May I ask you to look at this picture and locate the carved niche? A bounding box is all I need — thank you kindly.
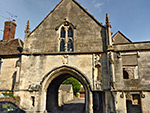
[94,54,102,90]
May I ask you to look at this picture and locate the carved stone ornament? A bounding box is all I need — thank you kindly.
[120,92,124,98]
[55,19,76,31]
[95,81,101,90]
[141,92,145,98]
[110,82,115,90]
[117,52,121,58]
[94,54,102,83]
[126,92,132,100]
[15,58,21,67]
[28,84,41,92]
[94,54,101,67]
[62,55,68,64]
[137,51,140,58]
[109,52,114,64]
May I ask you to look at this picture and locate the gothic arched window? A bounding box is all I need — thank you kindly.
[61,27,65,38]
[59,25,74,52]
[67,39,73,51]
[60,40,65,52]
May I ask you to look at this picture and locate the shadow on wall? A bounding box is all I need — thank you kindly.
[12,71,17,91]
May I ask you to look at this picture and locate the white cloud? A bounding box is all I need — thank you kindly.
[94,2,104,12]
[94,2,103,8]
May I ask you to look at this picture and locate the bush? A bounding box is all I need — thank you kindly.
[62,77,81,94]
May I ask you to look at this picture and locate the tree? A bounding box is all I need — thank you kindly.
[62,77,81,94]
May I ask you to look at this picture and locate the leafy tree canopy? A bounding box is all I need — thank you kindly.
[62,77,81,94]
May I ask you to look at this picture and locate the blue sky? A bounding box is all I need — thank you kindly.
[0,0,150,42]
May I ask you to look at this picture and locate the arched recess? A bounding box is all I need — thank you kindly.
[40,66,92,113]
[123,69,129,79]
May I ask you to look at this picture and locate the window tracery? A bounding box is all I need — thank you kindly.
[59,24,74,52]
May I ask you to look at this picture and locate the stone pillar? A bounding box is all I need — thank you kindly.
[85,89,93,113]
[109,52,115,89]
[116,92,127,113]
[105,91,117,113]
[89,91,93,113]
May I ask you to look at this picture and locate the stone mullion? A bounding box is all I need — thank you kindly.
[58,38,61,52]
[64,27,68,52]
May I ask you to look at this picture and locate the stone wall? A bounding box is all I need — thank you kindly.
[138,51,150,89]
[18,53,109,91]
[19,55,93,90]
[58,84,74,106]
[115,91,150,113]
[116,92,126,113]
[15,53,110,112]
[114,50,150,90]
[58,90,74,106]
[0,57,19,91]
[114,42,150,52]
[141,92,150,113]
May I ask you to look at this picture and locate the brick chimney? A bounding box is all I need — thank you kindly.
[3,20,17,41]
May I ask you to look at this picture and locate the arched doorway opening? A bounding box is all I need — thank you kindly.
[43,66,92,113]
[58,77,85,112]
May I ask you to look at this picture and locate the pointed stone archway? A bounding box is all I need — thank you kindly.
[41,66,93,113]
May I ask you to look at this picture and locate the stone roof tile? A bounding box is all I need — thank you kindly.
[0,39,23,55]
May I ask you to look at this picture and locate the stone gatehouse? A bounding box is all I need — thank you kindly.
[0,0,150,113]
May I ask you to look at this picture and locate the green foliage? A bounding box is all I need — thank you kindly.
[75,93,79,98]
[3,93,13,97]
[3,93,18,103]
[62,77,81,94]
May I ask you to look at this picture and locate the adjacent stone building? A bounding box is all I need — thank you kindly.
[58,84,74,106]
[0,0,150,113]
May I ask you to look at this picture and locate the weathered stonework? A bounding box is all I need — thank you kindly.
[0,0,150,113]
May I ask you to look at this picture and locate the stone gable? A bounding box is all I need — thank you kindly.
[24,0,106,54]
[112,31,132,44]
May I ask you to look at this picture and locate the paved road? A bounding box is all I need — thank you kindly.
[49,98,85,113]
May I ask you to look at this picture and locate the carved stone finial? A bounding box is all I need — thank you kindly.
[64,17,70,26]
[105,13,111,28]
[25,20,30,33]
